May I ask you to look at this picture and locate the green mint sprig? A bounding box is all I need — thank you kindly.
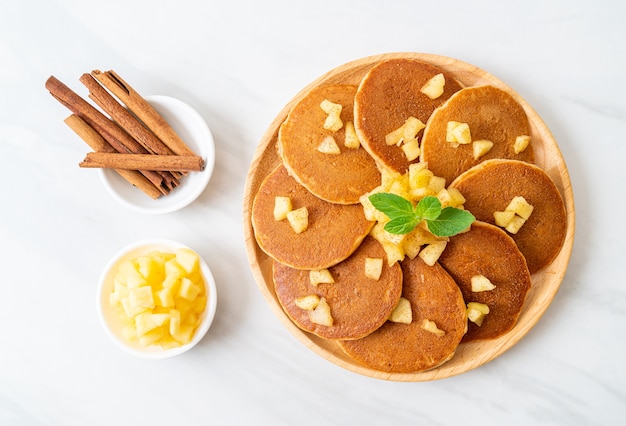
[368,193,475,237]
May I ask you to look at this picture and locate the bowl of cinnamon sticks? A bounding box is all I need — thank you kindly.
[46,70,215,214]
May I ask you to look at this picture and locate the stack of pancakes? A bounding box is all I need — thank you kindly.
[251,58,567,374]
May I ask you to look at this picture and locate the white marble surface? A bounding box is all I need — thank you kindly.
[1,0,625,424]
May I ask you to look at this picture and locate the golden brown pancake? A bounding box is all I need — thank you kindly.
[420,85,534,185]
[278,84,381,204]
[354,58,463,174]
[273,236,403,340]
[449,159,567,273]
[251,165,374,270]
[337,256,466,373]
[438,221,532,341]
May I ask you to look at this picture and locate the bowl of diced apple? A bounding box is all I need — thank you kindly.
[97,239,217,359]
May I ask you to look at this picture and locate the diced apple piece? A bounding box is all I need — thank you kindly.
[164,258,186,281]
[505,215,527,234]
[401,138,421,161]
[110,282,129,304]
[427,176,446,194]
[344,121,360,148]
[121,298,149,318]
[403,117,425,140]
[506,196,534,220]
[364,257,384,280]
[472,140,494,159]
[437,188,453,207]
[421,319,445,337]
[308,297,333,326]
[153,287,175,308]
[320,99,343,132]
[420,73,445,99]
[118,260,147,289]
[446,121,471,145]
[418,241,447,266]
[295,294,320,311]
[309,269,334,286]
[471,275,496,292]
[128,286,155,310]
[389,297,412,324]
[178,277,201,301]
[493,210,515,227]
[409,167,433,190]
[274,196,292,221]
[175,248,200,275]
[317,135,341,155]
[149,313,170,327]
[360,192,388,222]
[139,327,165,347]
[192,296,207,314]
[286,207,309,234]
[467,302,490,326]
[385,125,405,146]
[447,187,466,207]
[134,312,160,337]
[172,323,194,345]
[514,134,531,154]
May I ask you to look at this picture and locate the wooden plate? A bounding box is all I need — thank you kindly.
[243,52,575,381]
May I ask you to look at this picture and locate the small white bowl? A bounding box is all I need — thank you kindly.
[97,239,217,359]
[100,95,215,214]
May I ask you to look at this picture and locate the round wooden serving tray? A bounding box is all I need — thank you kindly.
[243,52,575,381]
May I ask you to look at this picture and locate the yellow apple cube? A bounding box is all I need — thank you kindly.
[418,241,447,266]
[493,210,515,227]
[128,286,155,310]
[317,135,341,154]
[472,140,494,159]
[175,248,200,275]
[421,319,445,336]
[344,121,360,148]
[295,294,321,311]
[364,257,384,280]
[514,134,531,154]
[471,275,496,292]
[467,302,490,326]
[401,138,421,161]
[274,196,292,221]
[309,269,334,286]
[178,277,201,301]
[420,73,445,99]
[427,176,446,194]
[308,297,333,326]
[286,206,309,234]
[153,287,175,308]
[505,215,527,234]
[389,297,412,324]
[506,196,534,220]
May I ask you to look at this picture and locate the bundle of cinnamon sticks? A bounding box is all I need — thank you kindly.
[45,70,205,199]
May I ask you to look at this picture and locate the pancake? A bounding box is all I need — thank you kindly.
[273,236,403,340]
[449,159,567,273]
[420,85,534,185]
[337,256,467,373]
[278,84,381,204]
[354,58,463,174]
[437,221,532,341]
[251,165,374,270]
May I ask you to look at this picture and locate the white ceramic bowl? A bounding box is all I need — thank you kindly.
[97,239,217,359]
[100,95,215,214]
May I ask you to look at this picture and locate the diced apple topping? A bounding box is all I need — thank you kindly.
[421,319,446,337]
[446,121,471,146]
[401,138,421,161]
[420,73,446,99]
[309,269,334,286]
[472,140,494,159]
[494,196,534,234]
[471,274,496,292]
[317,135,341,155]
[108,248,207,348]
[320,99,343,132]
[467,302,490,326]
[514,134,531,154]
[389,297,412,324]
[385,116,425,147]
[418,240,447,266]
[364,257,384,280]
[506,196,534,220]
[344,121,360,148]
[295,294,320,310]
[308,297,333,326]
[286,207,309,234]
[274,196,293,221]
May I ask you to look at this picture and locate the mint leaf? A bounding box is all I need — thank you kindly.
[414,196,442,221]
[384,216,420,234]
[368,193,414,219]
[426,207,475,237]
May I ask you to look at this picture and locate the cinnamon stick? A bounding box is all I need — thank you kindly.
[91,69,196,156]
[79,73,176,157]
[80,152,205,172]
[64,115,163,199]
[45,76,179,192]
